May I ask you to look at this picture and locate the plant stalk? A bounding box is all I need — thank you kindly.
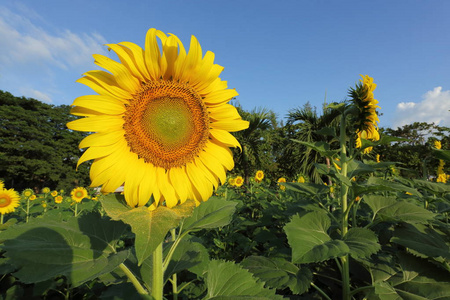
[119,263,148,295]
[339,114,351,300]
[152,242,164,300]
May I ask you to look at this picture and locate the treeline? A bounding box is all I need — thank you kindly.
[1,90,449,191]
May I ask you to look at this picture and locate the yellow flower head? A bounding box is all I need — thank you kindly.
[55,196,63,204]
[436,173,447,183]
[255,170,264,183]
[277,177,286,191]
[29,195,37,201]
[0,188,20,215]
[228,177,236,186]
[376,154,380,163]
[42,187,50,194]
[22,188,34,198]
[71,187,88,203]
[297,175,305,183]
[350,75,380,154]
[234,176,244,187]
[51,190,58,197]
[67,28,249,209]
[434,140,442,149]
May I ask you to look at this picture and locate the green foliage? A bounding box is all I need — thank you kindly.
[0,90,90,191]
[0,212,128,287]
[203,260,283,299]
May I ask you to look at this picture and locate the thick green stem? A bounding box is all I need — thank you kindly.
[0,214,4,225]
[26,198,30,223]
[152,242,164,300]
[339,114,351,300]
[119,263,148,295]
[170,229,179,300]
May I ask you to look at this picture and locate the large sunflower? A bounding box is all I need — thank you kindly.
[0,188,20,215]
[67,28,249,209]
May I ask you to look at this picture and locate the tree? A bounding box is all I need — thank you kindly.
[0,90,90,191]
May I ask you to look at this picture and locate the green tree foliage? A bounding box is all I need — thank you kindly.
[0,90,90,191]
[377,122,450,178]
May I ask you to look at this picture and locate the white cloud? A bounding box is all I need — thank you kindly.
[393,86,450,128]
[19,88,53,104]
[0,7,108,71]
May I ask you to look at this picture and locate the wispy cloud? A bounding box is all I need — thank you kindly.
[0,6,108,71]
[393,86,450,128]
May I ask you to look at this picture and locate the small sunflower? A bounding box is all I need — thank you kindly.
[0,188,20,215]
[51,190,58,197]
[42,187,50,194]
[234,176,244,187]
[277,177,286,191]
[350,75,380,154]
[434,140,442,149]
[255,170,264,183]
[55,196,63,204]
[22,188,34,198]
[67,28,248,209]
[297,175,305,183]
[29,195,37,201]
[71,187,88,203]
[228,177,236,186]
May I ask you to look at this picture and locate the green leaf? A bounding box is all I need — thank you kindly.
[164,239,210,282]
[284,212,349,263]
[284,182,330,196]
[0,212,128,286]
[343,228,381,259]
[241,256,312,295]
[290,140,339,157]
[203,260,283,300]
[432,149,450,162]
[100,194,195,265]
[183,196,238,232]
[315,126,337,138]
[412,179,450,194]
[378,201,435,223]
[374,281,402,300]
[347,160,376,178]
[364,195,435,223]
[391,223,450,259]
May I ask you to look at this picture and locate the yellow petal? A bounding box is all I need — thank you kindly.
[107,43,146,82]
[119,41,151,80]
[77,75,131,101]
[209,129,241,149]
[70,106,103,117]
[72,95,126,115]
[168,167,190,202]
[67,115,123,132]
[156,167,178,208]
[93,54,141,93]
[198,151,227,184]
[79,130,125,149]
[186,162,213,201]
[145,28,164,80]
[204,89,238,105]
[204,141,234,170]
[210,119,249,132]
[208,104,242,121]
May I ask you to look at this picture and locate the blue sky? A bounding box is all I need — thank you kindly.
[1,0,449,129]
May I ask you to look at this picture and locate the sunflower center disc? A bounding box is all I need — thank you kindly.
[0,197,10,207]
[124,81,210,169]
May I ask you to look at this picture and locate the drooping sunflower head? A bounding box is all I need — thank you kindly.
[0,188,20,215]
[71,187,88,203]
[67,28,249,209]
[349,75,381,153]
[42,187,50,194]
[255,170,264,183]
[234,176,244,187]
[22,188,34,198]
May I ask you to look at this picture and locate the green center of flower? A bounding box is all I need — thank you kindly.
[0,197,10,207]
[75,191,84,198]
[142,97,195,151]
[124,80,210,169]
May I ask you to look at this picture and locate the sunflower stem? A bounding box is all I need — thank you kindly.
[119,263,148,295]
[74,203,78,217]
[170,229,179,300]
[152,242,164,300]
[339,113,351,300]
[26,198,30,223]
[0,214,4,225]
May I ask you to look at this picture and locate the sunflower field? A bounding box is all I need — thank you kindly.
[1,28,450,300]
